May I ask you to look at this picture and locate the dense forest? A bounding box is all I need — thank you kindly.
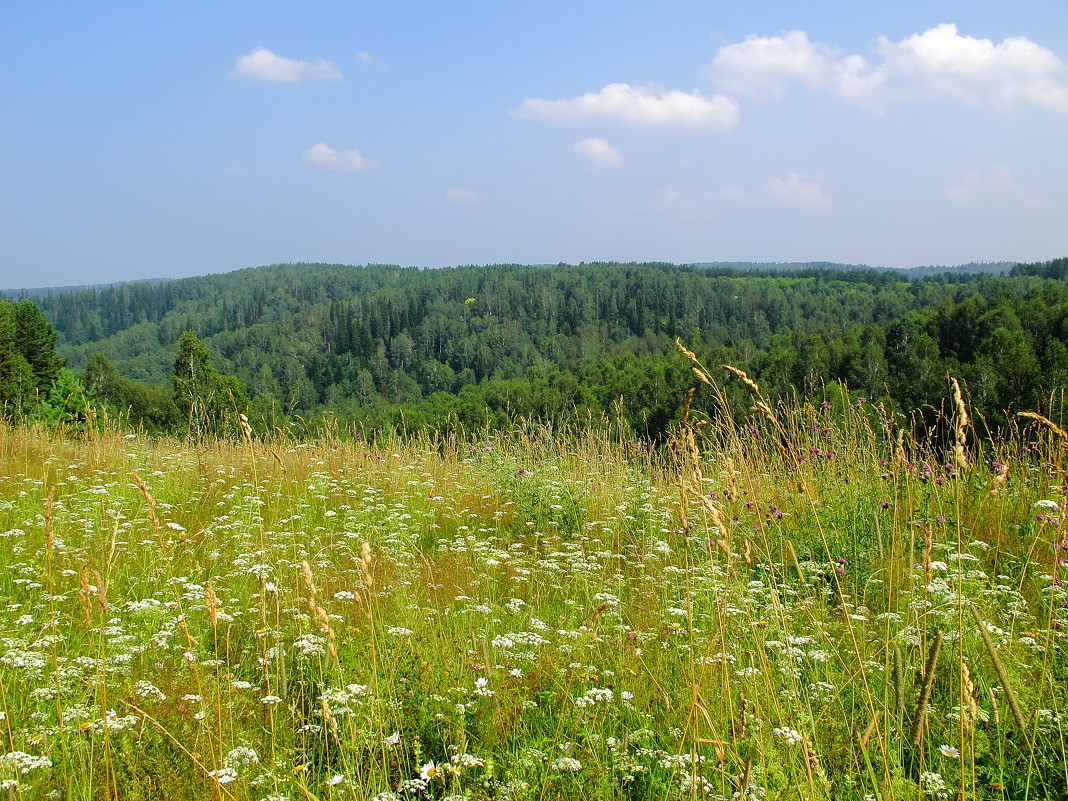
[2,258,1066,438]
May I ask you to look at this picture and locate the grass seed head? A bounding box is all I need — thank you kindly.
[1018,411,1068,442]
[951,377,969,470]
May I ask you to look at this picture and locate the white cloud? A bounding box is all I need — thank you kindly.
[513,82,739,131]
[230,47,342,83]
[764,172,831,209]
[446,187,480,204]
[357,52,373,64]
[302,143,379,172]
[573,137,623,165]
[710,24,1068,112]
[866,24,1068,111]
[946,164,1060,213]
[709,30,835,96]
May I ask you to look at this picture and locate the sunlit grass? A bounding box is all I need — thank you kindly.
[1,376,1066,800]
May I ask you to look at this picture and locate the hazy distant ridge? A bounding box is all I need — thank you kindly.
[1,260,1019,297]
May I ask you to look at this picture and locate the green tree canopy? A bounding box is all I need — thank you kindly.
[0,299,63,416]
[172,330,248,438]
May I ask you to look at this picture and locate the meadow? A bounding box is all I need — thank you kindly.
[1,356,1067,800]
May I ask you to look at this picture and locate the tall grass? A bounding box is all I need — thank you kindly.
[0,369,1066,800]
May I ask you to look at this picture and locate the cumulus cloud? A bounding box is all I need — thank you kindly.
[710,30,835,96]
[573,137,623,165]
[764,172,832,209]
[710,24,1068,112]
[513,82,739,131]
[231,47,342,83]
[446,187,480,204]
[302,143,379,172]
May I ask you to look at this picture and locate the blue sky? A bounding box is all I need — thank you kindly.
[2,1,1066,289]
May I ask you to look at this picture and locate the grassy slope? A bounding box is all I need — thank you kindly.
[0,376,1066,800]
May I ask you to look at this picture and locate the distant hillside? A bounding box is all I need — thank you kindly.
[3,260,1023,298]
[6,257,1061,438]
[1,277,171,299]
[901,261,1015,278]
[693,260,1015,278]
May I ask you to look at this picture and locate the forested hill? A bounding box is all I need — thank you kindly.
[691,260,1015,278]
[7,258,1068,437]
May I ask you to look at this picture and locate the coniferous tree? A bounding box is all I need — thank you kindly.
[0,303,36,415]
[0,299,63,417]
[12,300,62,391]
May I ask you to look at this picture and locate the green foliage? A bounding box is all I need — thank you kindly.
[171,329,248,438]
[82,351,183,434]
[0,298,64,417]
[12,299,62,390]
[7,257,1068,438]
[3,386,1068,800]
[0,308,36,414]
[1011,256,1068,279]
[36,367,95,432]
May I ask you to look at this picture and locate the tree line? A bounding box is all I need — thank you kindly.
[2,258,1066,438]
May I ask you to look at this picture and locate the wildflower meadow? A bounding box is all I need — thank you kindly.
[1,357,1067,800]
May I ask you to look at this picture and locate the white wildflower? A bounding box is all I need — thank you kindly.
[550,756,582,772]
[773,726,803,746]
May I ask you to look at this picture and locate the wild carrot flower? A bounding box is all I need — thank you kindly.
[550,756,582,772]
[773,726,803,746]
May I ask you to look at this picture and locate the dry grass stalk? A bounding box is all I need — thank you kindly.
[270,449,288,473]
[129,472,160,532]
[951,377,969,429]
[678,388,695,428]
[302,560,340,664]
[45,487,55,552]
[676,336,717,386]
[237,412,253,442]
[859,710,881,749]
[984,460,1010,495]
[1017,411,1068,441]
[360,542,374,590]
[721,364,762,396]
[320,695,340,740]
[961,661,979,728]
[691,366,713,386]
[700,493,731,555]
[748,401,776,421]
[802,736,829,788]
[894,427,908,468]
[205,580,219,628]
[951,377,969,470]
[719,363,780,428]
[583,602,609,630]
[736,756,753,800]
[78,567,93,626]
[675,339,699,362]
[301,560,317,597]
[92,569,108,613]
